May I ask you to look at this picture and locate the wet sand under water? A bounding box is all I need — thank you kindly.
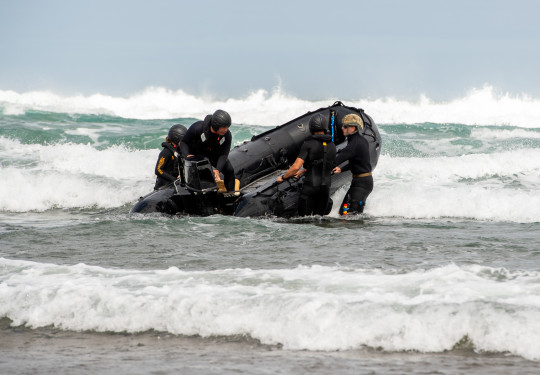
[1,319,538,375]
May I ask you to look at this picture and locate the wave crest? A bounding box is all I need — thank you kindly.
[2,85,540,126]
[2,259,540,360]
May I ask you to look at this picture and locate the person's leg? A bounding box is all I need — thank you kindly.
[339,187,352,215]
[298,183,315,216]
[313,187,331,215]
[347,176,374,214]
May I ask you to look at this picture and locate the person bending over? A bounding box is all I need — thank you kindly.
[180,109,235,191]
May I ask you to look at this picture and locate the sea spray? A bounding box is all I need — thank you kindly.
[2,85,540,127]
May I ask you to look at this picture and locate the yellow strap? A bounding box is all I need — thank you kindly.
[353,172,372,178]
[157,157,166,175]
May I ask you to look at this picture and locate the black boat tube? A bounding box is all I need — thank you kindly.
[232,102,382,217]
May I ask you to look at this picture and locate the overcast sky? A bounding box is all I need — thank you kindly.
[1,0,539,100]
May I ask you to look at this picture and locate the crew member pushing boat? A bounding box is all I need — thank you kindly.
[333,113,373,214]
[277,114,336,216]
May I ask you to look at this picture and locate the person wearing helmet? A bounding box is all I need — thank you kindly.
[153,124,187,190]
[332,113,373,214]
[180,109,235,191]
[276,113,336,216]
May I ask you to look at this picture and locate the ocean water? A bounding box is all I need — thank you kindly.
[1,86,540,374]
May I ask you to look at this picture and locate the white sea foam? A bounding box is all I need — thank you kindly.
[1,258,539,360]
[470,127,540,140]
[1,135,539,221]
[0,137,155,211]
[369,149,540,222]
[2,85,540,126]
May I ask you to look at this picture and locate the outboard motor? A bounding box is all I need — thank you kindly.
[183,156,218,193]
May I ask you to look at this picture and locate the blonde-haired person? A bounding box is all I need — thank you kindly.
[332,114,373,215]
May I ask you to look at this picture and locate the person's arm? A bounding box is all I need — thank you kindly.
[277,157,304,183]
[277,140,309,183]
[155,149,177,182]
[179,140,192,158]
[294,168,306,178]
[333,163,351,174]
[333,142,355,174]
[215,132,232,171]
[179,122,201,158]
[335,143,355,166]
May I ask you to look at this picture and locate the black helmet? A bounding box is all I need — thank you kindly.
[210,109,231,131]
[168,124,187,144]
[308,114,329,134]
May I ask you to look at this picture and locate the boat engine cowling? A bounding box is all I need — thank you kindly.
[183,156,218,193]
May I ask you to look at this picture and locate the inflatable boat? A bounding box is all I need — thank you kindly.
[130,101,382,217]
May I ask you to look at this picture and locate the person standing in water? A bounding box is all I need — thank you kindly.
[154,124,187,190]
[332,113,373,214]
[277,113,336,216]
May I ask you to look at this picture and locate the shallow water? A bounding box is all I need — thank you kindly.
[2,319,539,375]
[2,100,540,373]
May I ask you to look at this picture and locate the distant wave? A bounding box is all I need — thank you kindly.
[2,85,540,127]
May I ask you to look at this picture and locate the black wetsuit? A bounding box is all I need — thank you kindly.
[180,115,235,191]
[154,142,181,190]
[295,134,336,216]
[335,131,373,214]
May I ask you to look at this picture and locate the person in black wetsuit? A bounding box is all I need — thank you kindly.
[180,109,235,191]
[332,113,373,214]
[277,113,336,216]
[154,124,187,190]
